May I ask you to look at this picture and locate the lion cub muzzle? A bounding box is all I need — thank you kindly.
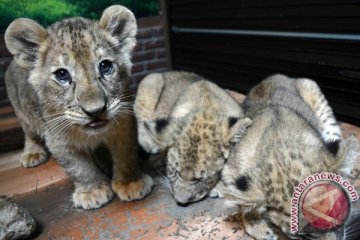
[77,80,109,128]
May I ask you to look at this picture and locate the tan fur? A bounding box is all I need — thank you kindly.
[5,5,153,210]
[135,71,252,204]
[134,71,202,154]
[220,74,358,239]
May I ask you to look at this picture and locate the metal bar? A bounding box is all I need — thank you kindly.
[172,26,360,41]
[160,0,173,69]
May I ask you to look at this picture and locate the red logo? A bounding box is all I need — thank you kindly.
[301,182,350,230]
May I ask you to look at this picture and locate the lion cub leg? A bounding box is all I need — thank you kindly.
[296,79,342,143]
[21,131,48,168]
[242,214,279,240]
[106,116,154,201]
[110,153,154,201]
[49,144,114,210]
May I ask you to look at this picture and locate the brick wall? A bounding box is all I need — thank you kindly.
[0,35,11,106]
[0,16,168,107]
[131,16,168,89]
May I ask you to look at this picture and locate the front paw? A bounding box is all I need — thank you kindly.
[21,151,48,168]
[209,182,226,198]
[111,173,154,201]
[72,183,114,210]
[245,219,278,240]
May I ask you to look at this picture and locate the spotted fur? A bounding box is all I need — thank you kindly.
[135,71,252,203]
[220,74,359,239]
[295,77,342,145]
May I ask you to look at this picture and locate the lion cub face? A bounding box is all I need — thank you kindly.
[166,111,252,204]
[6,9,137,137]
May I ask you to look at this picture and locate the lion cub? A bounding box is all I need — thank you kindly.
[220,74,359,239]
[135,71,252,204]
[5,5,153,209]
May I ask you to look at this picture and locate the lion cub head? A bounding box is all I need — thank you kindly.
[167,111,251,204]
[5,5,136,137]
[147,109,252,204]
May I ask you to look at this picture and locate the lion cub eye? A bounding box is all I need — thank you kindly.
[54,69,71,85]
[99,60,113,75]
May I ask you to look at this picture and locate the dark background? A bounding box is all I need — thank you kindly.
[163,0,360,125]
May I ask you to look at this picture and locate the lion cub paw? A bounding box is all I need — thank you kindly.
[111,173,154,201]
[21,151,48,168]
[73,183,114,210]
[245,220,278,240]
[209,182,226,198]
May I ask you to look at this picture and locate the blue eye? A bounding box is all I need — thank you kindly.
[54,69,71,85]
[99,60,113,75]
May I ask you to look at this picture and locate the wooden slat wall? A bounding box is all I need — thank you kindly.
[164,0,360,125]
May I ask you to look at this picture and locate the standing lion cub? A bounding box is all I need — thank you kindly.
[4,5,153,209]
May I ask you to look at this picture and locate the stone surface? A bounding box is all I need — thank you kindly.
[0,92,358,239]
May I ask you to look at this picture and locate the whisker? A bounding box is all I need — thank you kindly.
[42,113,64,119]
[119,91,135,98]
[55,122,74,139]
[48,121,68,136]
[45,116,67,127]
[121,92,134,98]
[111,115,120,125]
[119,107,134,113]
[116,111,134,120]
[158,172,169,181]
[103,42,122,52]
[47,118,70,136]
[64,124,75,138]
[154,168,172,189]
[57,120,72,135]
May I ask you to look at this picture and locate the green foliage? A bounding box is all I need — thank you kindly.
[0,0,159,31]
[73,0,159,19]
[0,0,79,30]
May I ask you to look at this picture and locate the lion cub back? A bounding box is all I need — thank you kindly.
[135,71,202,121]
[134,71,202,153]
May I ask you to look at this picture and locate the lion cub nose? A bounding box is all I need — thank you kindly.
[80,102,107,117]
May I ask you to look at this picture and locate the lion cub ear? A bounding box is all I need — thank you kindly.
[224,117,252,144]
[99,5,137,54]
[5,18,46,69]
[221,117,252,159]
[144,118,174,149]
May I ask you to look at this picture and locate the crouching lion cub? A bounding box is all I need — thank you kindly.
[220,74,359,239]
[135,71,252,204]
[5,5,153,209]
